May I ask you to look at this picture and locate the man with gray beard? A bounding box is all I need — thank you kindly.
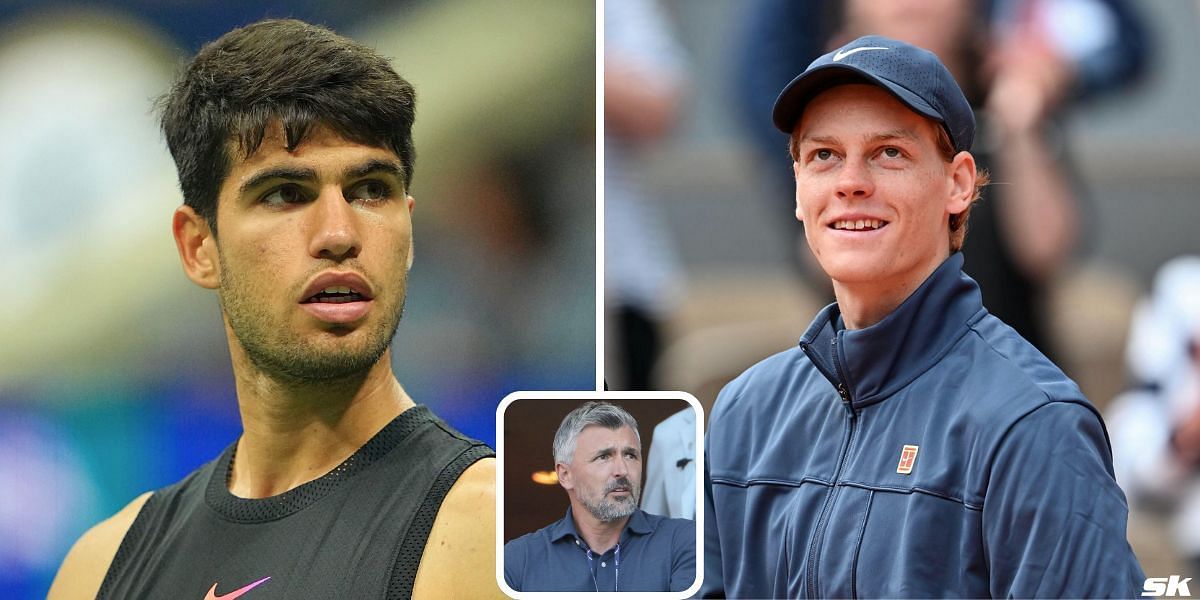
[503,402,696,592]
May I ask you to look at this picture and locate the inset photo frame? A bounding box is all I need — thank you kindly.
[496,391,703,598]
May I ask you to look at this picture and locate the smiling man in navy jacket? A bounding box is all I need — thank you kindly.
[702,35,1145,598]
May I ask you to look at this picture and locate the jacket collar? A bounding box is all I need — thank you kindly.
[549,505,654,547]
[799,253,986,410]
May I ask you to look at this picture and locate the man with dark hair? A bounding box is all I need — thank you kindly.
[49,19,498,599]
[702,35,1145,597]
[504,401,695,592]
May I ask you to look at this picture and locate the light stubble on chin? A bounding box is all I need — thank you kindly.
[581,477,641,523]
[216,248,406,383]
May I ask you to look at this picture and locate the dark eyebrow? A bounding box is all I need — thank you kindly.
[343,159,405,184]
[237,159,405,197]
[590,443,640,461]
[238,166,317,196]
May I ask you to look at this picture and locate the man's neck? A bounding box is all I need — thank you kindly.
[832,253,947,330]
[571,504,631,555]
[833,279,915,330]
[227,348,413,498]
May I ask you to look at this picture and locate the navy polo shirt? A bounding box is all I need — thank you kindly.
[504,507,695,592]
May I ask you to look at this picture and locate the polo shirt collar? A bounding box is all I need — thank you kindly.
[625,508,653,535]
[548,506,582,543]
[548,506,654,546]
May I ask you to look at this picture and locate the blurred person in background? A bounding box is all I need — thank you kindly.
[1110,256,1200,574]
[504,401,695,593]
[605,0,689,390]
[732,0,1148,360]
[49,20,498,599]
[703,35,1144,597]
[641,407,696,519]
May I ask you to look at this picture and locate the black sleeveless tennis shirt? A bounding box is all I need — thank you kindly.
[98,405,493,599]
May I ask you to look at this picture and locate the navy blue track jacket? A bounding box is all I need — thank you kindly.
[702,254,1144,598]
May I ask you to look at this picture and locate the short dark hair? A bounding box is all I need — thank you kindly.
[159,19,416,234]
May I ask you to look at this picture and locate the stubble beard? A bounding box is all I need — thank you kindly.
[217,251,406,384]
[581,477,641,523]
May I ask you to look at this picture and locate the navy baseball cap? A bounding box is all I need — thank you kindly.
[772,35,975,152]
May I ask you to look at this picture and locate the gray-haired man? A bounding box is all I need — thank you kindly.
[504,401,695,592]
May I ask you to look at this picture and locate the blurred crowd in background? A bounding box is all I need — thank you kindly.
[0,1,594,596]
[605,0,1200,581]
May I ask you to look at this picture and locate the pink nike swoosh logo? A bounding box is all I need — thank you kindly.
[204,576,271,600]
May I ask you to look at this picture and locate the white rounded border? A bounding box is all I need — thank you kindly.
[495,390,705,599]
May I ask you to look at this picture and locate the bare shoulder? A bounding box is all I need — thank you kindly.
[47,492,153,600]
[412,457,503,599]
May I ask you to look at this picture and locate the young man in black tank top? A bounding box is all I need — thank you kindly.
[49,19,500,599]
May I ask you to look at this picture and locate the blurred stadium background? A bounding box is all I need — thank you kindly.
[0,1,594,596]
[604,0,1200,581]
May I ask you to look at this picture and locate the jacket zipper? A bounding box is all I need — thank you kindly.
[803,334,858,598]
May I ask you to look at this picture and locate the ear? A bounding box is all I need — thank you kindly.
[945,151,977,217]
[793,161,805,223]
[406,195,416,270]
[555,462,573,492]
[173,205,219,289]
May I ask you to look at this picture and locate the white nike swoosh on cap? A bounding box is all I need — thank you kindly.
[833,46,890,61]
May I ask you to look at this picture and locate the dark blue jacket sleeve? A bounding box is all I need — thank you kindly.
[699,445,724,598]
[983,401,1145,598]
